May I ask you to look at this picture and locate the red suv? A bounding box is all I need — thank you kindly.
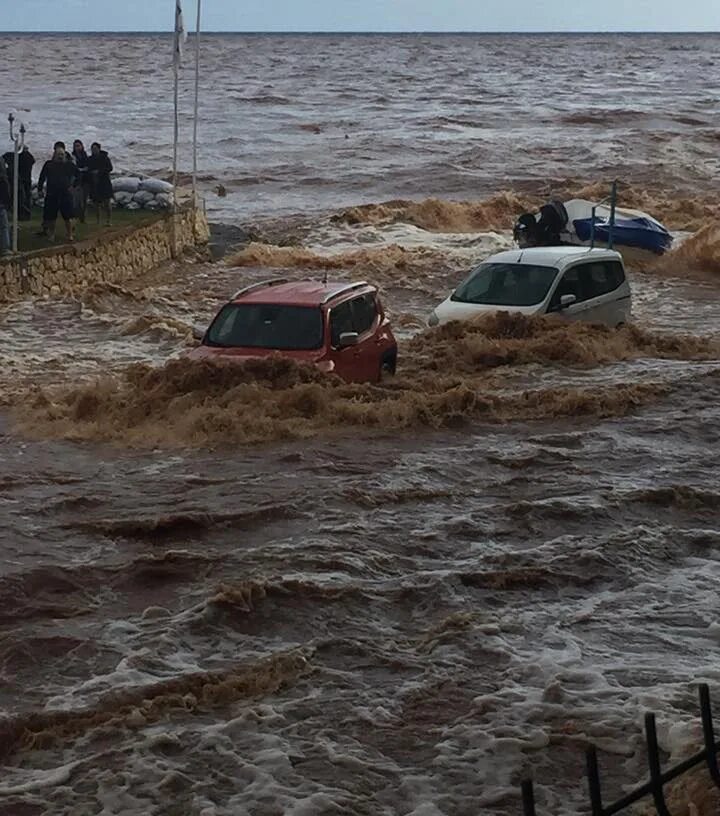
[187,278,398,383]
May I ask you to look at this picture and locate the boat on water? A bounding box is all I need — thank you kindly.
[513,198,673,255]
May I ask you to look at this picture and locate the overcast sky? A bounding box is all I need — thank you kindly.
[3,0,720,32]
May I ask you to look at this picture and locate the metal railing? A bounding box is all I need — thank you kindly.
[521,683,720,815]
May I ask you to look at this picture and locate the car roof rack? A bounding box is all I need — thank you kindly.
[321,281,370,304]
[231,278,289,300]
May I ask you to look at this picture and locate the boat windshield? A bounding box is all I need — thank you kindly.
[205,303,324,350]
[451,263,559,307]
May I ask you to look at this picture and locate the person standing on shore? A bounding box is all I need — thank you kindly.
[71,139,90,223]
[1,146,35,221]
[18,146,35,221]
[37,142,77,243]
[0,159,11,256]
[87,142,113,226]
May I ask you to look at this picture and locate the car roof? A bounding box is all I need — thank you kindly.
[231,279,375,307]
[483,246,624,268]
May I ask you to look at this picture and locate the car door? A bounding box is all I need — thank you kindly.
[597,260,631,326]
[582,261,620,326]
[547,262,605,324]
[328,300,360,381]
[572,260,631,326]
[349,293,382,381]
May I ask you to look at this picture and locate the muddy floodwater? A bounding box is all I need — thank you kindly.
[2,31,720,816]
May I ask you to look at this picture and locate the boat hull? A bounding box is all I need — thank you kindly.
[564,198,673,255]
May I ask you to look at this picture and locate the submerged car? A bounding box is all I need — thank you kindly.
[428,247,632,328]
[188,278,398,383]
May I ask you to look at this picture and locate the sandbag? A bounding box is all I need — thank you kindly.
[139,178,173,195]
[155,193,171,208]
[113,191,133,205]
[132,190,155,205]
[126,201,141,210]
[112,176,141,194]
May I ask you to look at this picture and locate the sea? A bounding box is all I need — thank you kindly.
[0,32,720,816]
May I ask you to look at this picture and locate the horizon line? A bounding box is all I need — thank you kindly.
[0,29,718,35]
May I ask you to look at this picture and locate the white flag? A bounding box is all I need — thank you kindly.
[174,0,187,67]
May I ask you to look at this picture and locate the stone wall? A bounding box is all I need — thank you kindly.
[0,206,210,302]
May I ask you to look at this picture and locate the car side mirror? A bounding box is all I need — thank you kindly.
[560,294,577,309]
[191,325,205,341]
[338,331,359,348]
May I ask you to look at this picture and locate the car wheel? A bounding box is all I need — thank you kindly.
[379,351,397,381]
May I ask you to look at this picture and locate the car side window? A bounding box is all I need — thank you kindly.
[550,267,583,309]
[350,294,378,336]
[586,263,611,299]
[330,301,354,347]
[550,260,627,310]
[585,261,627,299]
[606,261,626,290]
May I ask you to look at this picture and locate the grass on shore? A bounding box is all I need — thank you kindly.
[13,207,163,254]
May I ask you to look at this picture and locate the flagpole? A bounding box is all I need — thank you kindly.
[192,0,201,211]
[172,0,185,258]
[172,47,179,217]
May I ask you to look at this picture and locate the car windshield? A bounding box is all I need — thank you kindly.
[451,262,559,307]
[205,303,324,350]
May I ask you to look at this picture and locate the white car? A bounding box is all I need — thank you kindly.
[428,247,632,328]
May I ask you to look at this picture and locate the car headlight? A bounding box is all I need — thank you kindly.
[428,310,439,327]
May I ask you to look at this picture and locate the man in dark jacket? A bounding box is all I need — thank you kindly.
[2,147,34,221]
[87,142,113,226]
[0,159,10,255]
[37,142,77,242]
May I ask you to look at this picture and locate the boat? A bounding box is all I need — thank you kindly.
[513,198,673,255]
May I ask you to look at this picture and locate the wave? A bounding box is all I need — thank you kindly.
[205,577,362,616]
[120,314,194,342]
[460,564,597,591]
[343,486,453,509]
[652,223,720,278]
[622,485,720,511]
[330,193,535,233]
[80,282,149,313]
[297,122,325,133]
[226,242,460,296]
[71,505,301,540]
[459,537,622,591]
[322,186,720,235]
[0,552,211,626]
[228,93,290,105]
[0,565,92,625]
[560,110,646,126]
[403,311,719,375]
[0,648,310,760]
[18,367,664,449]
[228,241,453,275]
[14,312,709,448]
